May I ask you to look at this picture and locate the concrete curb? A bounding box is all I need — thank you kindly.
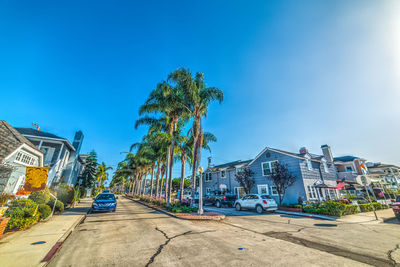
[124,196,225,221]
[38,214,87,267]
[275,210,337,221]
[382,216,397,223]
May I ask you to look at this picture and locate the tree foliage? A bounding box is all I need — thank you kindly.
[234,168,255,194]
[268,162,295,205]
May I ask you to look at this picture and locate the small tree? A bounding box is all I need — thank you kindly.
[234,168,255,194]
[268,162,295,205]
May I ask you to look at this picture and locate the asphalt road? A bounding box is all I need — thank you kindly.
[48,197,399,267]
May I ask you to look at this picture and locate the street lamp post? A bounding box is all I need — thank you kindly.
[198,166,204,215]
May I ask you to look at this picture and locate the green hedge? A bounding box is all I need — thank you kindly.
[47,199,64,213]
[360,202,388,212]
[5,198,39,230]
[29,188,51,205]
[303,200,359,217]
[38,204,52,220]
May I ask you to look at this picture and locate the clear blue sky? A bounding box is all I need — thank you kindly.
[1,1,399,184]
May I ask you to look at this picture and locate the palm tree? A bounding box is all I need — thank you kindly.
[168,68,223,206]
[97,162,113,189]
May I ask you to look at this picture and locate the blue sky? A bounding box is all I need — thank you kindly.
[1,1,399,184]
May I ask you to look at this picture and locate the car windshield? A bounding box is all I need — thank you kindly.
[396,196,400,202]
[96,194,115,200]
[260,195,272,199]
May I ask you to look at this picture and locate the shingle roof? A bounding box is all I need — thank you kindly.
[0,121,40,161]
[334,156,358,162]
[14,127,67,140]
[212,159,252,169]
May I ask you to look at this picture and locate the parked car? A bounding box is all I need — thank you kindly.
[92,193,118,212]
[234,194,278,214]
[204,190,237,208]
[393,195,400,221]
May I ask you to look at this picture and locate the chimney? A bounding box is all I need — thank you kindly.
[299,147,308,154]
[72,131,84,154]
[321,144,333,162]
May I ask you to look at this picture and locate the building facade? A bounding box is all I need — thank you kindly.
[203,145,338,205]
[0,121,44,194]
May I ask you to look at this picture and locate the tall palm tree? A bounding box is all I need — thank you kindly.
[97,162,113,189]
[168,68,223,206]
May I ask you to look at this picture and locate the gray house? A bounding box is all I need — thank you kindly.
[0,121,44,194]
[203,145,339,204]
[15,128,84,187]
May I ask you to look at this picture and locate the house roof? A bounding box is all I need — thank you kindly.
[212,160,252,170]
[334,156,358,162]
[0,121,42,161]
[15,127,76,151]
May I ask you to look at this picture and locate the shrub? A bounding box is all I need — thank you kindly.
[56,185,75,206]
[0,192,15,206]
[38,204,52,220]
[29,188,51,205]
[303,201,359,217]
[47,199,64,213]
[5,198,39,230]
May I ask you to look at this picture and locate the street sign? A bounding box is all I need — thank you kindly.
[356,175,371,186]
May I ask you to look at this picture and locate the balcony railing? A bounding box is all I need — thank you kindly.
[337,172,357,181]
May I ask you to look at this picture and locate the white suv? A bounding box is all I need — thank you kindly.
[234,194,278,214]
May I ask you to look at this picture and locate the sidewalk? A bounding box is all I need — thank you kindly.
[338,208,396,223]
[0,198,91,267]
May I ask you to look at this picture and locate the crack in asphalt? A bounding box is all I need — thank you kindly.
[387,243,400,266]
[145,228,216,266]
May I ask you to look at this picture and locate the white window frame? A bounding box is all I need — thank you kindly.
[206,187,211,194]
[270,185,278,196]
[205,172,212,182]
[322,159,329,173]
[307,185,318,200]
[14,151,38,166]
[220,169,226,178]
[234,187,246,199]
[257,184,269,195]
[261,160,278,176]
[305,155,312,170]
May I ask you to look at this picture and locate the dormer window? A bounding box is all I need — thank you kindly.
[221,170,226,178]
[305,155,312,170]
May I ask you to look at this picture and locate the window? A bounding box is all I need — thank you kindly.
[205,173,212,182]
[14,151,37,166]
[307,185,318,199]
[345,166,353,172]
[261,161,277,176]
[322,160,329,173]
[220,170,226,178]
[325,189,337,200]
[257,184,269,195]
[236,167,244,174]
[206,188,211,194]
[235,187,246,198]
[270,186,278,196]
[305,156,312,170]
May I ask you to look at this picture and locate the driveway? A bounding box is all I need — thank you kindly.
[48,197,374,267]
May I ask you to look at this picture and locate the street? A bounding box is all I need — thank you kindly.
[48,197,400,267]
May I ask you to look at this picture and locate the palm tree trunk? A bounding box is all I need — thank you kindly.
[159,165,166,199]
[167,120,177,205]
[141,172,147,196]
[191,140,199,207]
[150,164,155,198]
[155,161,161,199]
[180,155,186,202]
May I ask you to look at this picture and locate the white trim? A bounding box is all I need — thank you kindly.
[21,134,76,151]
[220,169,226,178]
[261,160,278,176]
[305,155,312,170]
[257,184,269,195]
[3,144,44,166]
[234,187,245,199]
[249,147,303,166]
[321,158,329,173]
[270,185,278,196]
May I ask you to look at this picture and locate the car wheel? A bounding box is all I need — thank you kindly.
[256,205,263,214]
[235,203,241,211]
[216,200,221,208]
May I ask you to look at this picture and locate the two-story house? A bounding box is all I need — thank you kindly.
[0,121,44,194]
[15,127,84,187]
[367,163,400,192]
[203,144,338,204]
[333,155,368,195]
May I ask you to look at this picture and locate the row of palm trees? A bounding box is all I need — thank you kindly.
[111,68,223,206]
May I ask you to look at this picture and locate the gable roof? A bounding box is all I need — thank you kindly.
[15,127,75,151]
[0,121,42,161]
[248,146,329,166]
[211,160,252,170]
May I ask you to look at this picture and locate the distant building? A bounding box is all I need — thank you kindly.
[367,162,400,192]
[0,121,44,194]
[15,127,85,187]
[203,144,338,204]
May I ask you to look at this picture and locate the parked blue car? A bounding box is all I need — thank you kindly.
[91,193,118,212]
